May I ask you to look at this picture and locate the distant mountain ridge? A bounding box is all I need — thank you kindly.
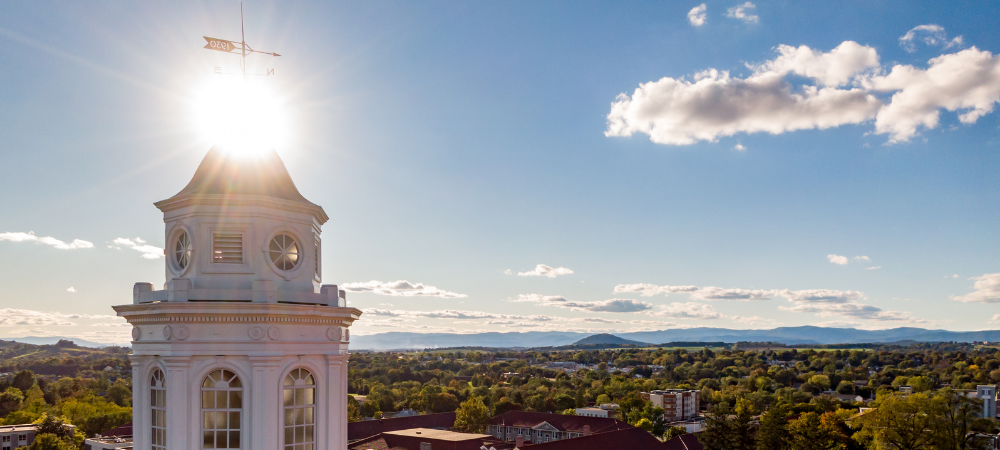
[351,326,1000,350]
[571,333,650,346]
[0,336,117,348]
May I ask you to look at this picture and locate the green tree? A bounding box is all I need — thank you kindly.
[26,433,75,450]
[0,387,24,418]
[755,404,791,450]
[12,370,35,394]
[853,393,937,450]
[664,426,688,441]
[454,396,491,433]
[492,397,521,416]
[106,379,131,407]
[807,375,831,391]
[698,400,756,450]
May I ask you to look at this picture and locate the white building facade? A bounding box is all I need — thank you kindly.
[115,148,361,450]
[646,389,700,421]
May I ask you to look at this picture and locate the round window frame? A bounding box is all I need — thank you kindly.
[167,225,193,277]
[263,228,306,278]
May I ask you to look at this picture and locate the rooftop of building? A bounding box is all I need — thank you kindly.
[384,428,491,441]
[515,427,666,450]
[156,147,327,221]
[489,411,634,434]
[348,412,456,441]
[0,424,36,432]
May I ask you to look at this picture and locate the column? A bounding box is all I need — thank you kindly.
[128,356,146,450]
[249,356,283,450]
[326,353,348,450]
[163,356,191,450]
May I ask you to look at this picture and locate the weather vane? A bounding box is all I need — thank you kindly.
[202,2,280,80]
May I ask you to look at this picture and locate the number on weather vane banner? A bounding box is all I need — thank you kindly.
[201,3,281,79]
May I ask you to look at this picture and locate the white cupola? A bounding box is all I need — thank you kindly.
[115,147,361,450]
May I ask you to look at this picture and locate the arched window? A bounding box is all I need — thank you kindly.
[283,368,315,450]
[151,369,166,450]
[202,369,243,449]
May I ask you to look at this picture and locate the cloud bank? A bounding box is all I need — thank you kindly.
[342,280,468,298]
[726,2,758,23]
[110,237,163,259]
[952,273,1000,303]
[512,294,653,312]
[517,264,574,278]
[0,231,93,250]
[606,35,1000,145]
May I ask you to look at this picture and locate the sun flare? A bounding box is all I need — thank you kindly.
[190,78,290,158]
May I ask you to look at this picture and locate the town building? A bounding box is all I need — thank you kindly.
[113,148,361,450]
[487,411,633,444]
[83,435,134,450]
[0,424,36,450]
[347,428,501,450]
[575,403,619,419]
[645,390,700,421]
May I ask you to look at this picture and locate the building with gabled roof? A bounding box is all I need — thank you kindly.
[487,411,634,444]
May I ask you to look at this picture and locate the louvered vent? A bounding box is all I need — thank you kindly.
[212,233,243,264]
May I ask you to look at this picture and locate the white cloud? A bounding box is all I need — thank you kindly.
[989,314,1000,325]
[571,317,623,324]
[608,41,1000,146]
[342,280,468,298]
[869,47,1000,143]
[854,255,872,262]
[614,283,776,301]
[688,4,707,26]
[827,254,850,265]
[752,41,880,87]
[502,269,513,275]
[649,302,724,319]
[899,24,963,53]
[812,320,863,328]
[866,266,882,270]
[66,287,76,293]
[732,315,779,326]
[362,308,554,322]
[0,309,120,327]
[0,231,93,250]
[511,294,653,312]
[517,264,574,278]
[734,143,746,151]
[951,272,1000,303]
[109,237,162,259]
[778,302,928,323]
[779,288,866,303]
[606,42,882,145]
[725,2,758,23]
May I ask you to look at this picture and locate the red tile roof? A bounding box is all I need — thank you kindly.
[662,433,703,450]
[489,411,633,434]
[516,427,666,450]
[348,412,456,441]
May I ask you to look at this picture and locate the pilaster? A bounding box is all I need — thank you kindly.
[327,353,349,450]
[250,356,284,450]
[162,356,192,450]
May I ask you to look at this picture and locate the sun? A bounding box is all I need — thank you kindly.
[190,77,290,158]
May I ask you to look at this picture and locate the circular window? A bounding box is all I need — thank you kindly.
[268,234,299,271]
[174,231,192,270]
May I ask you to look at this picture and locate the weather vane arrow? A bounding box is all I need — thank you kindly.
[202,3,280,79]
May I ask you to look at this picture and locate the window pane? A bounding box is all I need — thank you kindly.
[229,431,240,449]
[217,391,228,409]
[204,412,215,429]
[284,408,295,426]
[296,426,304,443]
[284,427,293,444]
[305,425,314,442]
[229,412,240,429]
[284,389,294,406]
[216,431,227,448]
[304,407,314,424]
[203,391,215,409]
[203,431,215,448]
[304,388,314,405]
[294,389,302,406]
[284,375,294,386]
[217,411,228,429]
[230,391,242,409]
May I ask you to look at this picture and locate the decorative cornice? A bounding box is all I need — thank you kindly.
[154,194,328,225]
[127,316,350,325]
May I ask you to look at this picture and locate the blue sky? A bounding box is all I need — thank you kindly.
[1,1,999,343]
